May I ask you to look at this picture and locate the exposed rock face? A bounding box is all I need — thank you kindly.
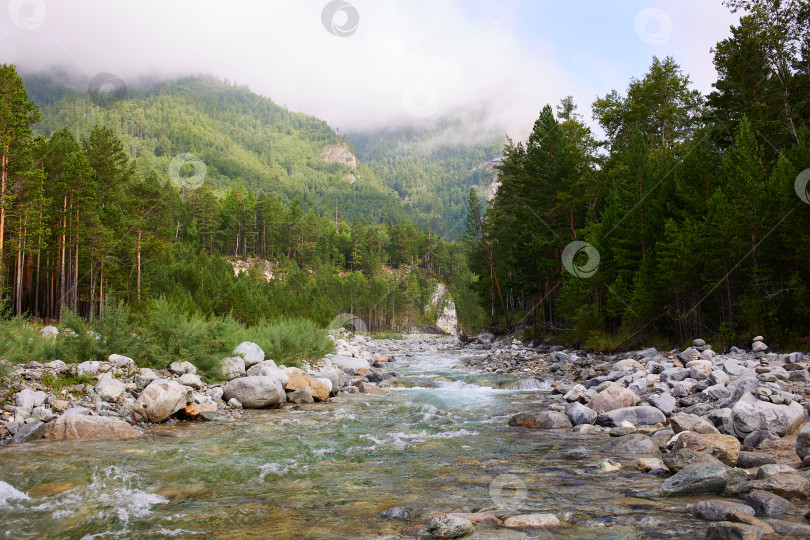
[430,283,459,336]
[45,415,143,441]
[320,144,357,170]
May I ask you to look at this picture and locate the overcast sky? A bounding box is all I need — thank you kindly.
[0,0,739,139]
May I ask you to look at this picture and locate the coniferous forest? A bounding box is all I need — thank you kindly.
[465,0,810,350]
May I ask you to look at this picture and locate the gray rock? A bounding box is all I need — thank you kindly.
[379,506,410,520]
[601,434,661,456]
[223,376,285,408]
[564,447,590,460]
[706,522,763,540]
[755,464,797,479]
[108,354,134,368]
[563,383,591,403]
[642,462,732,497]
[288,388,314,404]
[40,325,59,338]
[14,389,47,410]
[425,515,474,538]
[31,406,54,421]
[789,369,810,382]
[740,473,810,499]
[596,406,666,427]
[664,448,724,472]
[63,406,91,416]
[169,361,197,376]
[764,520,810,537]
[227,398,242,409]
[517,378,545,390]
[691,500,754,521]
[742,430,780,450]
[723,360,745,376]
[705,384,731,401]
[248,361,289,385]
[673,380,695,397]
[709,371,730,386]
[233,341,264,368]
[565,401,597,425]
[736,452,775,468]
[671,413,721,435]
[178,373,204,389]
[744,490,795,516]
[796,422,810,459]
[95,374,125,401]
[44,360,68,373]
[648,393,676,415]
[660,367,689,384]
[730,394,805,438]
[220,357,246,380]
[75,360,101,375]
[508,411,572,429]
[329,355,371,374]
[12,420,45,443]
[133,379,187,423]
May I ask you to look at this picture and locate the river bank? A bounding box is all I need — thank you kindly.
[1,331,810,538]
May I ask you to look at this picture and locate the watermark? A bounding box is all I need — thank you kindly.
[321,0,359,37]
[169,153,207,191]
[328,312,368,333]
[795,168,810,204]
[562,241,600,278]
[489,473,527,511]
[8,0,46,30]
[88,72,127,104]
[401,81,439,118]
[634,8,672,46]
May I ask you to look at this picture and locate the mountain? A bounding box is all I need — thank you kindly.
[347,125,504,239]
[22,73,504,238]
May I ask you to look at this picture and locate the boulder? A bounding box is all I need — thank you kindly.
[643,462,732,497]
[508,411,572,430]
[563,383,592,403]
[308,368,341,395]
[284,369,330,402]
[12,421,46,443]
[741,473,810,499]
[744,490,795,516]
[178,373,204,389]
[595,406,665,427]
[233,341,264,368]
[736,452,775,468]
[39,325,59,339]
[14,389,47,410]
[664,448,724,472]
[671,413,721,435]
[45,415,143,441]
[587,383,637,414]
[755,464,798,479]
[220,357,246,380]
[670,431,741,466]
[247,360,289,385]
[95,373,125,401]
[133,379,187,422]
[288,389,314,404]
[565,402,597,425]
[601,434,661,456]
[502,514,561,528]
[223,376,285,408]
[44,359,69,373]
[706,522,763,540]
[743,430,780,450]
[796,422,810,459]
[108,354,135,368]
[691,500,754,521]
[329,355,371,374]
[648,392,677,415]
[730,394,805,438]
[169,361,197,375]
[425,515,474,538]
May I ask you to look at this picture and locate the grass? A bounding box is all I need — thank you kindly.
[370,332,404,340]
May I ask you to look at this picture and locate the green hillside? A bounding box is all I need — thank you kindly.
[24,74,411,225]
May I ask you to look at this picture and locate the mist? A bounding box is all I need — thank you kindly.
[2,0,737,141]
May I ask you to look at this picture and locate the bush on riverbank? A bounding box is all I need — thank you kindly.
[0,297,333,379]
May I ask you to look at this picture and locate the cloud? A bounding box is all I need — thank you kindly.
[2,0,737,142]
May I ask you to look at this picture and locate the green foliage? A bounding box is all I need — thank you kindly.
[245,318,332,365]
[370,332,404,340]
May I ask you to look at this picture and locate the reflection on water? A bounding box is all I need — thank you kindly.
[0,347,709,538]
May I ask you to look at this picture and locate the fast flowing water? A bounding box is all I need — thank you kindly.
[1,340,718,539]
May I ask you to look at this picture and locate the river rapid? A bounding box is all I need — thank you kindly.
[0,337,725,539]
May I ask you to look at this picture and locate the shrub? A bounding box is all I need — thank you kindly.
[247,318,332,366]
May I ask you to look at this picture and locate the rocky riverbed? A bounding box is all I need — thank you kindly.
[1,330,810,538]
